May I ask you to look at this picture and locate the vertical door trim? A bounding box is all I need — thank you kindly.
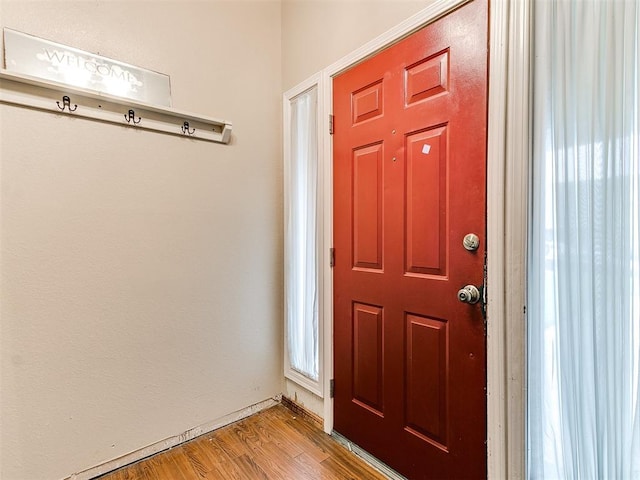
[318,1,531,478]
[486,1,531,478]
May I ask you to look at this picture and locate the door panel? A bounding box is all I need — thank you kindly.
[405,50,449,104]
[405,313,449,449]
[352,302,385,414]
[405,126,448,276]
[333,1,488,478]
[353,144,384,270]
[352,80,384,123]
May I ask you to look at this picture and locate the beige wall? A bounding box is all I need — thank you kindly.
[282,0,434,90]
[0,1,282,479]
[0,0,439,478]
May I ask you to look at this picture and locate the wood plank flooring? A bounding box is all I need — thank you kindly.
[97,404,389,479]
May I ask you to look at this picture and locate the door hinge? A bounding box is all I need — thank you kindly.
[330,247,335,267]
[329,379,335,398]
[329,114,335,135]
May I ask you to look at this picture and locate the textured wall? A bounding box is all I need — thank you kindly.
[0,1,442,477]
[282,0,434,90]
[0,1,283,479]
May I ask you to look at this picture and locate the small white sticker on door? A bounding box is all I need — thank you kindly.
[422,144,431,154]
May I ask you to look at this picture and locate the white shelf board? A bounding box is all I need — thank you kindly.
[0,69,232,144]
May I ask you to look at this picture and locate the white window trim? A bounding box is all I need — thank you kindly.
[283,72,326,398]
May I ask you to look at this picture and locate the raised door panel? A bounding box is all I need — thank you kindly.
[352,302,385,416]
[353,143,384,270]
[405,313,449,449]
[405,126,448,276]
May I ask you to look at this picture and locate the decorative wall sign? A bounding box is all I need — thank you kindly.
[3,28,172,106]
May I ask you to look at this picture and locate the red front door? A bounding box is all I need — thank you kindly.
[332,1,488,478]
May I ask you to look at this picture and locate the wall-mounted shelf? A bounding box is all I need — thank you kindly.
[0,69,232,144]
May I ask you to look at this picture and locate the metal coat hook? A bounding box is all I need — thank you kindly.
[181,121,195,135]
[124,109,141,124]
[56,95,77,112]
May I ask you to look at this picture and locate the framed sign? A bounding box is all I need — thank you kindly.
[3,28,172,107]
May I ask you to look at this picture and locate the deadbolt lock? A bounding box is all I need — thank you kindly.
[463,233,480,251]
[457,285,481,304]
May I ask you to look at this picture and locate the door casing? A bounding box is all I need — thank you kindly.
[311,1,531,477]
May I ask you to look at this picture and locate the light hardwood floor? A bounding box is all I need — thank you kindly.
[97,404,389,479]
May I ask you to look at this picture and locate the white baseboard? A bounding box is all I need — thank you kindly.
[64,395,282,480]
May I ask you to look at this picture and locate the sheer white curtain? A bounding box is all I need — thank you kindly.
[285,87,319,381]
[528,1,640,479]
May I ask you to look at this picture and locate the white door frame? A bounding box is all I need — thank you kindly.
[318,0,530,478]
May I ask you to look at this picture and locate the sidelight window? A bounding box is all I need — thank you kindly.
[283,76,324,395]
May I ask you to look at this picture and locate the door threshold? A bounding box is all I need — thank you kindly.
[331,431,408,480]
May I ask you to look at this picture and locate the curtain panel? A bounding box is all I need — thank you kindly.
[285,87,320,381]
[528,1,640,479]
